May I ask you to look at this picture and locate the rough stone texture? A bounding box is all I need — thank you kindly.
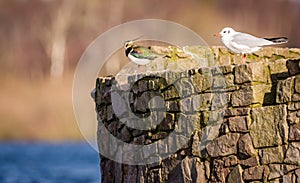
[243,166,269,181]
[228,116,249,132]
[276,77,294,103]
[206,133,240,157]
[231,86,254,107]
[238,133,256,158]
[94,46,300,183]
[258,146,284,164]
[284,142,300,165]
[268,164,298,180]
[234,62,270,84]
[227,165,244,183]
[289,123,300,141]
[250,105,288,148]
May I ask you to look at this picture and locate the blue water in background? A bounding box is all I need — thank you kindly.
[0,142,101,183]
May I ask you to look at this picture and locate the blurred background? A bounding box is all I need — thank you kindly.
[0,0,299,182]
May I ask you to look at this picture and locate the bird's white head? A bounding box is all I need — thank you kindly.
[217,27,236,37]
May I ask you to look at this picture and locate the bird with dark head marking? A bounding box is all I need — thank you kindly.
[215,27,288,64]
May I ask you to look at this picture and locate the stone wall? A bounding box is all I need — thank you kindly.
[94,47,300,182]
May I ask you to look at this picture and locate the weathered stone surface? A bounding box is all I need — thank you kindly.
[175,78,197,97]
[292,93,300,101]
[191,70,212,92]
[234,62,270,84]
[288,102,300,111]
[228,116,249,132]
[231,86,253,107]
[192,93,212,111]
[206,133,240,157]
[285,142,300,165]
[179,96,193,112]
[163,86,180,100]
[269,59,289,74]
[212,74,226,89]
[268,164,299,180]
[258,146,284,164]
[227,165,244,183]
[276,77,294,103]
[287,59,300,75]
[287,111,300,124]
[96,47,300,183]
[177,157,206,183]
[239,156,259,167]
[224,107,250,117]
[243,166,269,181]
[123,165,138,183]
[238,133,256,158]
[250,105,288,148]
[295,75,300,93]
[282,173,296,183]
[211,158,230,182]
[295,168,300,183]
[211,93,228,110]
[252,84,272,104]
[165,100,179,112]
[223,155,238,167]
[289,124,300,141]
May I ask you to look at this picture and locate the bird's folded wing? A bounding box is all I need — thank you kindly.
[232,33,272,48]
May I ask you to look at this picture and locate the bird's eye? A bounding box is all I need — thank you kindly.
[223,31,226,33]
[228,30,230,33]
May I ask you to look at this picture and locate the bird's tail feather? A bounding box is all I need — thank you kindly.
[264,37,288,44]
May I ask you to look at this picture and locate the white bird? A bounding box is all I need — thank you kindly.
[215,27,288,63]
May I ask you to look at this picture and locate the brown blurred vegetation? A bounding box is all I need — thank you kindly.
[0,0,299,141]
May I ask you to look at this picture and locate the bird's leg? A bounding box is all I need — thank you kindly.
[242,54,246,64]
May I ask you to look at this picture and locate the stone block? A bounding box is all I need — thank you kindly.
[211,93,228,110]
[191,70,213,92]
[243,165,269,181]
[174,78,197,97]
[163,86,179,100]
[206,133,239,157]
[268,164,299,180]
[287,59,300,75]
[224,107,250,117]
[238,133,256,158]
[269,59,289,74]
[239,156,259,167]
[287,111,300,124]
[228,116,250,132]
[276,77,294,103]
[211,158,230,182]
[292,93,300,101]
[224,74,236,91]
[234,62,270,84]
[227,165,244,183]
[212,74,226,89]
[250,105,288,148]
[258,146,284,164]
[179,96,193,112]
[165,100,179,112]
[289,124,300,141]
[284,142,300,165]
[180,157,206,183]
[192,93,212,111]
[288,102,300,111]
[231,86,254,107]
[223,155,238,167]
[295,75,300,93]
[252,84,272,104]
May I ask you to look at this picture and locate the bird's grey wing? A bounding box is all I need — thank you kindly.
[231,33,272,48]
